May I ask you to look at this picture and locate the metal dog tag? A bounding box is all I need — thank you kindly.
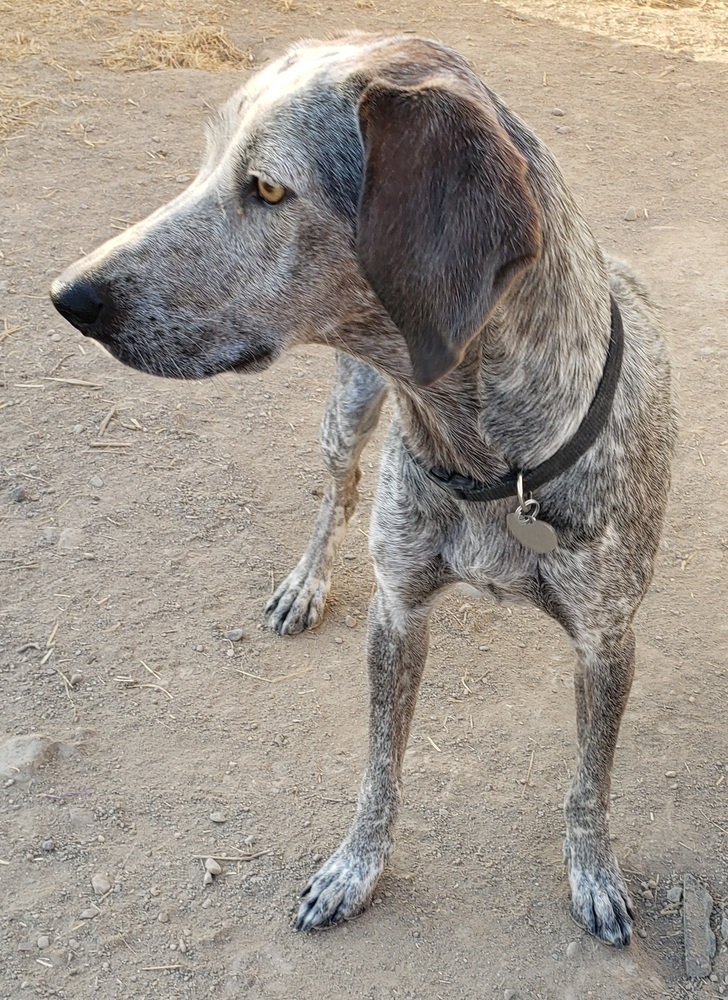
[506,505,558,553]
[506,474,558,553]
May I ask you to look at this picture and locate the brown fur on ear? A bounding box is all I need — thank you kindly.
[357,79,542,386]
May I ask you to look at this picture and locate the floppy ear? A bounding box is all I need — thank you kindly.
[357,80,541,386]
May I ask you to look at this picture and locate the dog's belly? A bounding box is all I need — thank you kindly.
[454,580,529,606]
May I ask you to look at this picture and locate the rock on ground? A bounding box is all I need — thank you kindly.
[0,734,58,780]
[683,873,716,978]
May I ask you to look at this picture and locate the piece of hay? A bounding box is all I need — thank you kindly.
[103,25,252,72]
[0,85,53,141]
[0,30,43,63]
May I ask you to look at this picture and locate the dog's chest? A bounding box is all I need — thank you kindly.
[443,511,538,602]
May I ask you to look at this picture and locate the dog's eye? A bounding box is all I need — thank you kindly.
[256,178,286,204]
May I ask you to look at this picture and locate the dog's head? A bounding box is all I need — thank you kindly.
[50,35,541,386]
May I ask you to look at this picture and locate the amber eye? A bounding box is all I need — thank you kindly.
[256,177,286,204]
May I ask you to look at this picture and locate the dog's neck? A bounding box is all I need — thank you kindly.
[394,147,613,487]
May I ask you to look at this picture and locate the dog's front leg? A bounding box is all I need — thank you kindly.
[564,624,636,948]
[266,353,386,635]
[295,586,430,930]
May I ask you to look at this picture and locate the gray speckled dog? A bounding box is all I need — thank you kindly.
[51,34,676,948]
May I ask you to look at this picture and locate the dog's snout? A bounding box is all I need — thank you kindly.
[50,277,104,331]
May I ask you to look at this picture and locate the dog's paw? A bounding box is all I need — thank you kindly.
[564,838,635,948]
[265,560,330,635]
[294,847,382,931]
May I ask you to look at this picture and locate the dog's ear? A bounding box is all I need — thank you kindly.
[357,80,541,386]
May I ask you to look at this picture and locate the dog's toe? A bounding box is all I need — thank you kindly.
[265,564,329,635]
[294,848,382,931]
[571,874,633,948]
[566,843,634,948]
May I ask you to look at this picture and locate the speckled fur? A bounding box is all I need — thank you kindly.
[50,35,677,949]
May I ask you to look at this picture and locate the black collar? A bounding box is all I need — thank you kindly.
[406,296,624,502]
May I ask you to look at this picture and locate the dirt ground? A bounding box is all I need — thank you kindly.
[1,0,727,997]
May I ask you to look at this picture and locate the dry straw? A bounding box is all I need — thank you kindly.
[0,85,53,141]
[103,25,252,72]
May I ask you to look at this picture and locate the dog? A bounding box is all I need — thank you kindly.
[50,34,676,948]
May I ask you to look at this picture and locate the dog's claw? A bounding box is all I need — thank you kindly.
[265,561,330,635]
[294,848,382,932]
[565,839,634,948]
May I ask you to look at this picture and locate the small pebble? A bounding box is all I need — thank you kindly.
[641,889,654,902]
[224,628,244,641]
[204,857,222,875]
[334,637,344,644]
[158,911,170,923]
[556,126,572,134]
[73,424,84,434]
[566,940,579,959]
[195,644,204,652]
[665,770,677,778]
[91,874,111,895]
[201,898,212,909]
[79,908,97,919]
[89,475,103,489]
[70,672,83,686]
[42,839,56,852]
[11,485,28,502]
[623,206,638,222]
[636,926,648,939]
[37,936,50,949]
[203,870,214,885]
[209,811,227,824]
[50,333,62,342]
[68,938,80,950]
[178,939,187,954]
[667,885,683,904]
[552,107,566,116]
[647,878,658,890]
[504,991,516,1000]
[345,615,357,628]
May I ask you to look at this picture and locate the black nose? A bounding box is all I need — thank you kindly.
[50,278,104,330]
